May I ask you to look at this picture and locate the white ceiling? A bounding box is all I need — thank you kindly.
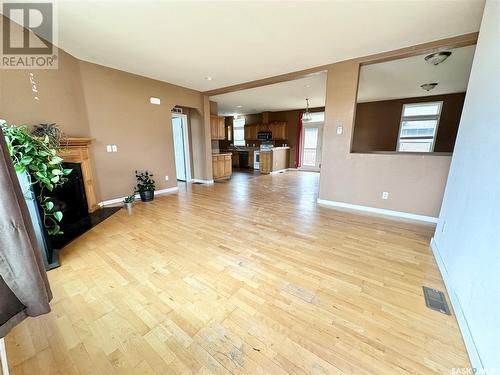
[50,0,484,91]
[212,72,327,115]
[358,45,476,102]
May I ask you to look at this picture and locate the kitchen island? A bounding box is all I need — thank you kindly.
[259,147,290,174]
[212,153,232,180]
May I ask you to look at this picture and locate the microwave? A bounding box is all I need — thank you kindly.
[257,131,272,141]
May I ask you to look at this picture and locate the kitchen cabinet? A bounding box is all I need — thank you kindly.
[244,122,287,140]
[244,124,257,141]
[270,122,287,140]
[210,115,225,140]
[212,153,232,179]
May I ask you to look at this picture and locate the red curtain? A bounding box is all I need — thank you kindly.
[295,112,303,168]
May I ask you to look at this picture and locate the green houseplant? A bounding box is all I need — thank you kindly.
[135,170,155,202]
[123,193,135,209]
[1,120,72,235]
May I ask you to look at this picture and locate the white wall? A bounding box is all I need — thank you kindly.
[432,1,499,372]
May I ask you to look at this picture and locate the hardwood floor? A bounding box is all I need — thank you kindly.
[6,171,470,374]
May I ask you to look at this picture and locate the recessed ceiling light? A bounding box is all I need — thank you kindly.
[304,84,311,88]
[236,105,243,108]
[205,76,213,81]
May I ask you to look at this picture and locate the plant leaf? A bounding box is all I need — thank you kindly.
[46,201,54,211]
[53,211,63,222]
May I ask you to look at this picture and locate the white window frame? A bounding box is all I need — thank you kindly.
[396,101,443,152]
[233,117,245,146]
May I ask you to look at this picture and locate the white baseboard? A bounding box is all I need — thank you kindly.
[270,169,287,175]
[317,198,438,223]
[191,178,214,184]
[99,186,179,207]
[430,238,483,370]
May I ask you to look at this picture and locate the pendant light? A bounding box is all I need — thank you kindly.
[303,98,312,122]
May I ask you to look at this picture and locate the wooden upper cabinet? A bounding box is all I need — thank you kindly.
[210,115,226,140]
[270,122,287,140]
[218,117,225,139]
[244,122,287,140]
[244,124,257,141]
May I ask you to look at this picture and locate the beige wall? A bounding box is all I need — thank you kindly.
[77,61,205,200]
[0,16,211,201]
[319,61,452,217]
[0,50,91,138]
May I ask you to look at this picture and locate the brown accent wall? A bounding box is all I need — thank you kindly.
[352,93,465,153]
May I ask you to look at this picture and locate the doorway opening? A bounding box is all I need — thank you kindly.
[171,113,191,182]
[300,113,324,171]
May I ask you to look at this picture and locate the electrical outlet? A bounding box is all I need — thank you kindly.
[336,126,343,135]
[106,145,112,152]
[165,176,169,181]
[382,191,389,200]
[112,145,118,152]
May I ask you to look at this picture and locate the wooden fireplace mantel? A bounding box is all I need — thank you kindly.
[58,137,99,213]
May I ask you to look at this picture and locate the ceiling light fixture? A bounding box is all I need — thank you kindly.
[424,51,452,65]
[236,105,242,108]
[205,76,213,81]
[421,83,438,91]
[302,98,313,122]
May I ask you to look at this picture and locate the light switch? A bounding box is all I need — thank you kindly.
[112,145,118,152]
[336,126,343,135]
[106,145,112,152]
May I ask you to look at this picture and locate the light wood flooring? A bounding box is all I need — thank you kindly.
[6,171,470,374]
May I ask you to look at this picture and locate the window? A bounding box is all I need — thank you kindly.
[233,118,245,146]
[397,102,442,152]
[303,111,325,123]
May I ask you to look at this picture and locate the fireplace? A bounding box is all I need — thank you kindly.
[40,162,92,249]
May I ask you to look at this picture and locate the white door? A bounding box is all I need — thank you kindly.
[301,124,323,170]
[172,115,190,181]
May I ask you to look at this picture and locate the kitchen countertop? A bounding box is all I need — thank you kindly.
[260,146,291,153]
[212,152,232,156]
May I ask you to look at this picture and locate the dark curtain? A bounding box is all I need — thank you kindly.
[0,128,52,338]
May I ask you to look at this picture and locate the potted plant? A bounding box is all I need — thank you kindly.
[1,120,71,235]
[135,170,155,202]
[123,193,135,210]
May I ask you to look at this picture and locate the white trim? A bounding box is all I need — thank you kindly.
[0,337,9,375]
[99,187,179,207]
[317,198,438,223]
[397,101,443,152]
[270,169,287,175]
[191,179,214,184]
[172,113,192,182]
[430,238,483,370]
